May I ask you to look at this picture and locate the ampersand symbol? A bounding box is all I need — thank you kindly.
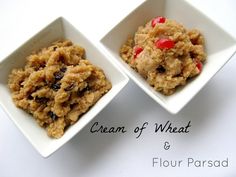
[164,141,170,150]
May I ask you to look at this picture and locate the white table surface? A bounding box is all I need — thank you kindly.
[1,0,236,177]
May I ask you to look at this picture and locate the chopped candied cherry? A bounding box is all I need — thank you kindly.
[151,16,166,27]
[155,38,175,49]
[134,46,143,59]
[196,60,203,72]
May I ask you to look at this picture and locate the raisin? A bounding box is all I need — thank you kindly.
[48,111,58,121]
[59,55,65,62]
[190,52,197,59]
[54,71,64,80]
[77,91,84,97]
[27,95,33,100]
[35,96,49,104]
[175,73,182,77]
[156,65,166,73]
[35,86,42,90]
[77,85,89,96]
[53,46,57,51]
[60,67,67,73]
[64,84,75,91]
[70,103,77,109]
[61,102,68,107]
[51,82,61,91]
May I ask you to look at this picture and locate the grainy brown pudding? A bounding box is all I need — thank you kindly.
[8,40,112,138]
[120,16,206,95]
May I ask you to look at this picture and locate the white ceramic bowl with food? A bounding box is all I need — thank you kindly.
[0,17,129,157]
[101,0,236,114]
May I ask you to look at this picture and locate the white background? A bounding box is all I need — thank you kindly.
[0,0,236,177]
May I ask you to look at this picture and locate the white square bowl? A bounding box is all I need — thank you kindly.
[0,17,129,157]
[101,0,236,114]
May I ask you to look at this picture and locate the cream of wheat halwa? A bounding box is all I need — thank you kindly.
[8,40,112,138]
[120,16,206,95]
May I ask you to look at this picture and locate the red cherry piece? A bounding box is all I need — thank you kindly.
[134,46,143,59]
[196,61,203,72]
[151,16,166,27]
[155,38,175,49]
